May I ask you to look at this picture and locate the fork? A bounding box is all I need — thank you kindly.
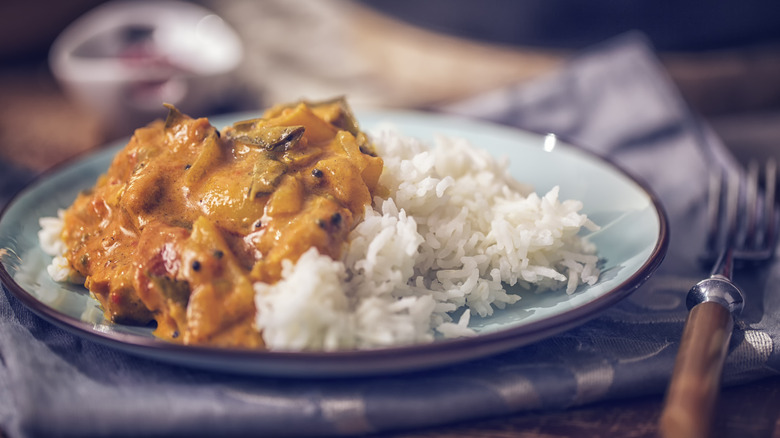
[659,159,778,438]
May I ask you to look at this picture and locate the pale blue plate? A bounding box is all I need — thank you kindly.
[0,110,668,377]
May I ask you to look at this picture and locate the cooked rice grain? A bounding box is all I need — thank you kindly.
[38,210,83,283]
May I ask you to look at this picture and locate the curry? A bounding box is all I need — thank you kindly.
[60,98,383,348]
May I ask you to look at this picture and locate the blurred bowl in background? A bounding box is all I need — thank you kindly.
[49,0,243,138]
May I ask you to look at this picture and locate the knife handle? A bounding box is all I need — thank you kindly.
[659,301,734,438]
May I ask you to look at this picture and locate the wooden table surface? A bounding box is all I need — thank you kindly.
[2,3,780,437]
[381,376,780,437]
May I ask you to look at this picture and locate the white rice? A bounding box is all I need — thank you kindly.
[41,127,600,351]
[38,209,84,284]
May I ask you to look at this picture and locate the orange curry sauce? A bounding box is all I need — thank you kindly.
[60,99,383,348]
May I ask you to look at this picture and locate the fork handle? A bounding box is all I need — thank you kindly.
[659,301,733,438]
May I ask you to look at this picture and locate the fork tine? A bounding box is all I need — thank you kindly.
[704,170,723,258]
[762,158,777,251]
[708,170,741,278]
[741,160,759,249]
[704,169,740,264]
[724,168,740,248]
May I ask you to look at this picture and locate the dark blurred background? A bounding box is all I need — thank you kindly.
[361,0,780,52]
[5,1,779,67]
[1,0,779,172]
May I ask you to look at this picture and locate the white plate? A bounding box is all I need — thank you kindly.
[0,110,668,377]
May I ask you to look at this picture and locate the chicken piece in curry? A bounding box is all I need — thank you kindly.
[60,99,383,348]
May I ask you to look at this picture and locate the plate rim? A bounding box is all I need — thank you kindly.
[0,108,669,377]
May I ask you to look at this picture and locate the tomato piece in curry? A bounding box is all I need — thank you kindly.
[60,99,383,348]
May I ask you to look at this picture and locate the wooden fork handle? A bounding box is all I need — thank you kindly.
[659,301,734,438]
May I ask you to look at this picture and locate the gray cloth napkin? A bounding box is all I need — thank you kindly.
[2,32,777,438]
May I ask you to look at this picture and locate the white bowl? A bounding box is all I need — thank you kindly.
[50,0,244,137]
